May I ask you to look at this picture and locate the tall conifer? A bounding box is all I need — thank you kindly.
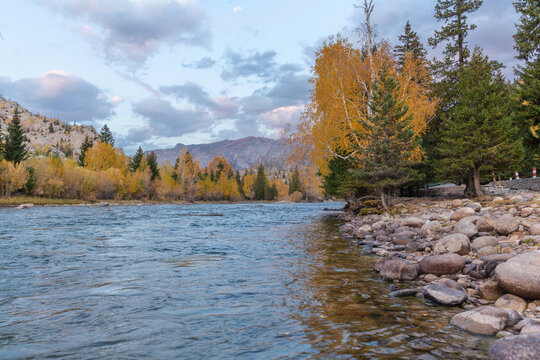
[2,108,28,165]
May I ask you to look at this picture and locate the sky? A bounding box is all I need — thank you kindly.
[0,0,520,154]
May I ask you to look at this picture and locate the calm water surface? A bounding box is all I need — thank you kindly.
[0,203,490,359]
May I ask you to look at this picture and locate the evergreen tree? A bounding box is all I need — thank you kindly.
[394,21,427,67]
[235,170,244,197]
[98,124,115,146]
[78,136,94,167]
[254,164,267,200]
[130,146,144,172]
[288,167,302,195]
[266,183,278,201]
[25,166,37,195]
[146,151,160,181]
[48,123,54,133]
[513,0,539,171]
[435,48,524,197]
[2,108,28,165]
[351,68,419,210]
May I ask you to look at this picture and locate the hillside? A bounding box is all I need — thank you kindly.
[0,96,98,158]
[150,136,292,170]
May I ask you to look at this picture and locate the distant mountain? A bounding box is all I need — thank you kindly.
[150,136,292,170]
[0,95,98,158]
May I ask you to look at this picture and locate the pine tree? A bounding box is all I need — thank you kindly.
[288,167,302,195]
[98,124,115,146]
[435,48,524,197]
[146,151,160,181]
[351,68,420,209]
[254,164,267,200]
[235,170,244,198]
[130,146,144,172]
[78,136,94,167]
[394,21,427,67]
[513,0,539,171]
[2,108,28,165]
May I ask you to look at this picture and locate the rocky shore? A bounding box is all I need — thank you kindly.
[339,192,540,359]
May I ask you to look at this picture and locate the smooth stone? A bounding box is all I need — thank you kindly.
[477,216,496,232]
[400,217,424,228]
[95,202,110,207]
[15,203,34,209]
[451,306,510,335]
[521,323,540,334]
[389,288,419,297]
[466,202,482,212]
[494,251,540,300]
[379,259,418,281]
[521,207,534,217]
[451,207,476,221]
[477,246,497,257]
[496,215,519,235]
[453,221,478,238]
[495,294,528,313]
[420,220,443,237]
[423,284,468,306]
[424,274,438,283]
[419,254,465,276]
[433,278,463,291]
[489,334,540,360]
[434,233,471,255]
[472,236,498,250]
[530,223,540,236]
[479,279,505,301]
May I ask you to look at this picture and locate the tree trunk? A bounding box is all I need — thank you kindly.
[472,166,485,197]
[380,189,388,211]
[463,170,475,198]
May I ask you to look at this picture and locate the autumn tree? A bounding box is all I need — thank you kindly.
[173,148,199,200]
[84,141,127,171]
[435,49,523,196]
[1,108,28,165]
[513,0,540,171]
[351,68,420,209]
[130,146,144,172]
[98,124,115,146]
[78,136,93,167]
[288,167,302,195]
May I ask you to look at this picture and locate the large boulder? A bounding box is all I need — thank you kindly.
[471,236,498,250]
[433,233,471,255]
[495,215,519,235]
[400,217,424,228]
[453,221,478,239]
[419,253,465,276]
[479,279,505,301]
[495,294,527,313]
[494,251,540,299]
[451,207,476,221]
[489,334,540,360]
[476,216,495,232]
[379,259,418,281]
[450,306,510,335]
[423,284,467,306]
[420,220,443,237]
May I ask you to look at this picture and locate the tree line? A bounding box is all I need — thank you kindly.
[286,0,538,208]
[0,116,321,201]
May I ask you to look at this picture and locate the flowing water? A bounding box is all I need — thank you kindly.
[0,203,490,359]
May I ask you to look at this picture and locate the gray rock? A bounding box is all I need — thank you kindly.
[453,221,478,238]
[434,233,471,255]
[389,288,419,297]
[489,334,540,360]
[495,294,528,313]
[478,246,497,256]
[433,278,464,291]
[95,202,110,207]
[419,253,465,276]
[423,284,468,306]
[521,322,540,334]
[451,306,510,335]
[379,259,418,281]
[472,236,498,250]
[477,216,496,232]
[400,217,424,228]
[529,223,540,236]
[521,207,534,217]
[420,220,443,237]
[15,203,34,209]
[479,279,505,301]
[466,202,482,212]
[496,215,519,235]
[494,251,540,300]
[451,207,476,221]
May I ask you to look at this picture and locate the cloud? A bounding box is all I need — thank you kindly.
[0,70,115,123]
[129,97,214,141]
[116,71,160,96]
[182,57,216,69]
[44,0,211,65]
[233,6,242,14]
[221,50,279,82]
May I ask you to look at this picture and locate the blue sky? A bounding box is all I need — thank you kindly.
[0,0,519,153]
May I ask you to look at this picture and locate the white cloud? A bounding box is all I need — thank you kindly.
[233,6,242,14]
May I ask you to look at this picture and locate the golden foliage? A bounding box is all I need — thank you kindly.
[84,141,128,172]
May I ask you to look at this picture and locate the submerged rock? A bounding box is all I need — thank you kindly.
[379,259,418,281]
[451,306,510,335]
[489,333,540,360]
[389,288,419,297]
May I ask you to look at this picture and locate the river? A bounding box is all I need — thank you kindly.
[0,203,490,359]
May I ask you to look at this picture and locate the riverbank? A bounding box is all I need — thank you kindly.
[339,191,540,358]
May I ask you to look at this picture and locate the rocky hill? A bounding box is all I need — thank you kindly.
[150,136,292,170]
[0,96,98,158]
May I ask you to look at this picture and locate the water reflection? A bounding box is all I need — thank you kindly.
[292,216,490,359]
